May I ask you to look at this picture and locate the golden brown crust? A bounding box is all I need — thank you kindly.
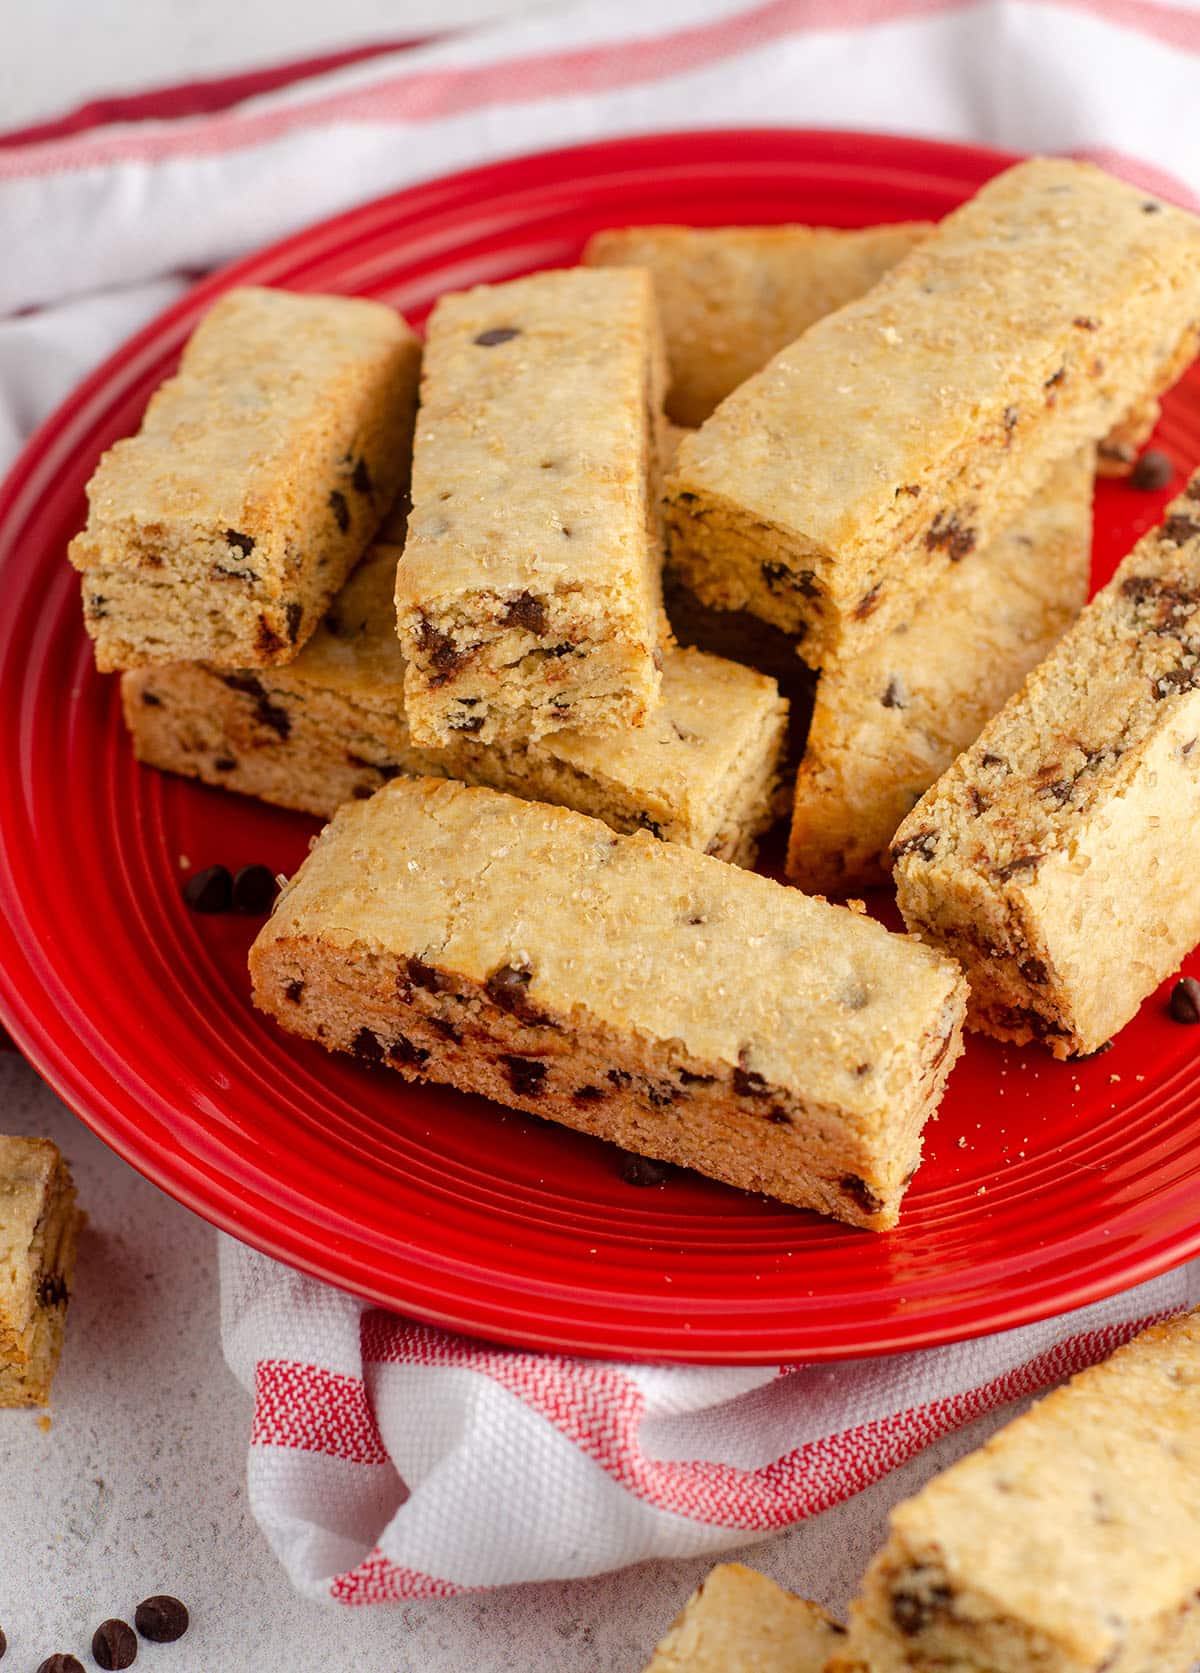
[642,1564,846,1672]
[0,1136,82,1407]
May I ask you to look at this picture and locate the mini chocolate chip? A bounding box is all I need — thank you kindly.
[1073,315,1098,330]
[1131,449,1173,491]
[1044,366,1066,391]
[352,458,372,496]
[414,615,463,675]
[892,828,938,864]
[967,786,988,816]
[1019,957,1050,986]
[134,1598,189,1644]
[37,1657,84,1673]
[733,1066,770,1097]
[765,1106,791,1124]
[607,1068,633,1088]
[853,583,882,619]
[388,1035,429,1068]
[1163,515,1200,546]
[995,852,1043,882]
[474,326,521,346]
[1169,976,1200,1024]
[678,1068,715,1085]
[86,594,108,619]
[285,602,303,643]
[502,591,547,635]
[925,511,977,560]
[761,561,820,597]
[37,1271,68,1307]
[183,864,232,914]
[980,751,1006,768]
[225,529,255,557]
[92,1619,138,1670]
[255,615,284,657]
[574,1085,607,1103]
[841,1174,885,1216]
[285,981,305,1003]
[139,689,163,708]
[897,483,921,497]
[487,962,534,1011]
[618,1151,674,1186]
[405,956,451,994]
[637,813,665,839]
[501,1054,546,1096]
[1040,778,1073,806]
[890,1582,953,1636]
[430,1017,461,1043]
[1003,405,1019,430]
[329,490,350,533]
[232,864,276,915]
[351,1028,383,1063]
[881,676,907,709]
[449,714,485,734]
[213,756,236,773]
[1143,200,1162,213]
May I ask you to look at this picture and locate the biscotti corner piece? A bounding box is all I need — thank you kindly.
[0,1136,82,1407]
[584,220,930,426]
[665,159,1200,666]
[841,1309,1200,1673]
[894,472,1200,1057]
[249,779,967,1229]
[395,267,667,747]
[787,450,1093,894]
[69,285,421,672]
[643,1563,847,1672]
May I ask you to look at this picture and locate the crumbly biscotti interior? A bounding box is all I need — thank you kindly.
[0,1136,82,1407]
[250,779,967,1228]
[69,285,421,671]
[643,1563,847,1672]
[787,450,1094,893]
[841,1310,1200,1673]
[893,473,1200,1055]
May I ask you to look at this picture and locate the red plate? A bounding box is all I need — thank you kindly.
[1,130,1198,1364]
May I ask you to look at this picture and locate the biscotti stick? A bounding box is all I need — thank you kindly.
[69,286,421,672]
[893,472,1200,1057]
[122,546,788,867]
[395,268,667,747]
[836,1310,1200,1673]
[0,1137,83,1407]
[664,159,1200,666]
[584,221,930,426]
[250,779,967,1229]
[788,451,1093,893]
[643,1564,846,1672]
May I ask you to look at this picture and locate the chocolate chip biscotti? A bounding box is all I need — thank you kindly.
[643,1564,846,1673]
[584,221,930,425]
[250,779,967,1228]
[787,451,1093,894]
[664,159,1200,665]
[0,1137,82,1407]
[893,474,1200,1057]
[122,544,788,866]
[396,268,668,746]
[69,286,421,672]
[836,1309,1200,1673]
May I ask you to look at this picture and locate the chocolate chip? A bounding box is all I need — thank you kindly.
[1073,315,1098,330]
[1044,366,1067,393]
[761,561,819,598]
[678,1068,715,1085]
[1003,405,1019,430]
[255,615,284,657]
[1019,957,1050,986]
[501,591,547,635]
[1168,976,1200,1024]
[607,1068,633,1088]
[897,483,921,497]
[405,956,451,994]
[351,1028,383,1063]
[473,327,520,346]
[86,594,108,619]
[1154,666,1200,699]
[486,962,544,1023]
[733,1065,770,1097]
[1078,1038,1115,1058]
[890,1581,953,1636]
[853,583,882,619]
[352,458,372,496]
[92,1619,138,1670]
[892,828,938,864]
[618,1151,674,1186]
[637,813,665,839]
[841,1174,885,1216]
[285,981,305,1003]
[1131,449,1173,491]
[967,786,988,816]
[414,615,463,675]
[1142,200,1162,213]
[225,529,255,557]
[573,1085,607,1103]
[285,601,303,643]
[1039,779,1073,806]
[37,1271,68,1307]
[134,1598,189,1644]
[881,676,907,709]
[980,751,1006,768]
[232,864,276,915]
[500,1054,546,1096]
[1163,515,1200,546]
[388,1035,430,1068]
[925,512,977,560]
[0,1624,5,1659]
[996,852,1043,881]
[329,490,350,534]
[213,756,236,773]
[37,1657,84,1673]
[139,690,163,708]
[183,864,232,914]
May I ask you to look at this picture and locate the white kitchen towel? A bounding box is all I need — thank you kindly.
[5,0,1200,1608]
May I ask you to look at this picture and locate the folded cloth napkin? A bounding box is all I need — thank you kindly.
[6,0,1200,1607]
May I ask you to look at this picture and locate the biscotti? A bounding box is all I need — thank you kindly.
[893,473,1200,1057]
[584,222,929,425]
[69,286,421,672]
[837,1310,1200,1673]
[0,1137,82,1407]
[664,159,1200,665]
[122,545,788,867]
[787,451,1093,893]
[249,779,967,1229]
[395,268,667,745]
[643,1564,846,1672]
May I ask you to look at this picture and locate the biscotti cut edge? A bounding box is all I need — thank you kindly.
[0,1136,83,1407]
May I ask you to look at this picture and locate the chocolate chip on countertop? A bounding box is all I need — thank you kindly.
[232,864,277,915]
[0,1623,6,1659]
[1130,449,1174,491]
[37,1657,84,1673]
[473,327,520,346]
[183,864,232,914]
[618,1151,675,1187]
[134,1597,189,1644]
[1169,976,1200,1024]
[92,1619,138,1670]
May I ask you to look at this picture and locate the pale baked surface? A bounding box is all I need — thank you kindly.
[894,471,1200,1057]
[396,268,668,745]
[840,1310,1200,1673]
[69,286,421,672]
[643,1564,847,1673]
[0,1136,82,1407]
[122,544,788,867]
[584,222,930,425]
[249,779,967,1228]
[664,159,1200,665]
[788,451,1094,893]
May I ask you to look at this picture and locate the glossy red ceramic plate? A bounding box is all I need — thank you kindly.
[2,130,1198,1363]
